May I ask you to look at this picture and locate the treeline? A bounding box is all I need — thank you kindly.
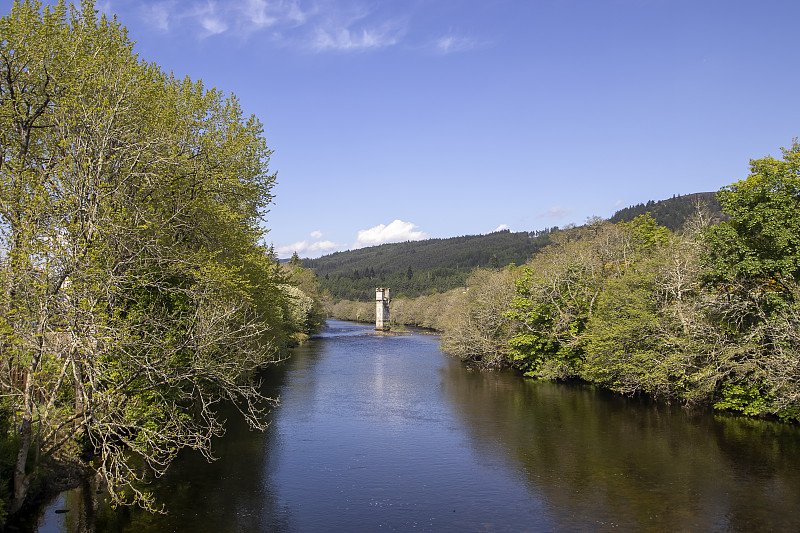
[309,194,727,301]
[609,191,725,231]
[305,228,557,299]
[331,143,800,423]
[0,2,325,525]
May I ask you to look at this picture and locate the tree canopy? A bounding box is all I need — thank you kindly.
[0,0,318,521]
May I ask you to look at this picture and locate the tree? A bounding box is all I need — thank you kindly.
[504,220,622,379]
[439,267,518,369]
[702,140,800,420]
[0,0,287,518]
[583,265,666,396]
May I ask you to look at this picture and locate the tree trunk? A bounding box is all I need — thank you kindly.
[10,415,32,516]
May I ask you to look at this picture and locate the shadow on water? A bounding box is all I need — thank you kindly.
[27,346,304,533]
[27,320,800,532]
[441,366,800,531]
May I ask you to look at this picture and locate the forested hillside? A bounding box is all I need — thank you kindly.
[303,228,556,299]
[609,192,725,230]
[308,192,723,300]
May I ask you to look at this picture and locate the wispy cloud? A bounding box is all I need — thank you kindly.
[311,24,402,51]
[130,0,405,50]
[353,219,428,249]
[309,3,406,52]
[242,0,277,28]
[433,34,479,55]
[133,0,307,38]
[200,16,228,35]
[239,0,308,32]
[140,2,172,31]
[537,206,573,220]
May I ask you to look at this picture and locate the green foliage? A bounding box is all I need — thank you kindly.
[439,267,519,369]
[503,220,630,380]
[701,140,800,421]
[620,214,671,256]
[704,139,800,298]
[714,384,770,417]
[583,267,668,396]
[280,259,329,339]
[505,268,570,378]
[0,0,307,519]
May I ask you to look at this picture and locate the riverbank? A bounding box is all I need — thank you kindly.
[26,320,800,532]
[2,458,89,532]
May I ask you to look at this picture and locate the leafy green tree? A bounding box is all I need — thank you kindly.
[702,140,800,420]
[504,220,623,379]
[280,259,328,340]
[439,267,518,369]
[583,266,664,395]
[0,0,287,518]
[581,212,725,403]
[705,141,800,293]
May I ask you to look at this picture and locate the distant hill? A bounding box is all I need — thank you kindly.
[308,191,726,300]
[303,228,555,300]
[609,191,724,230]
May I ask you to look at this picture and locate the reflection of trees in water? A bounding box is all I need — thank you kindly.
[51,357,302,533]
[442,366,800,531]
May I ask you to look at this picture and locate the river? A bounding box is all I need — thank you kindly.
[30,320,800,532]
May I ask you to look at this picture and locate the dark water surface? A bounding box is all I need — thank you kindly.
[32,320,800,532]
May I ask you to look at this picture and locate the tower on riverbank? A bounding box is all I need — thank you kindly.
[376,288,390,331]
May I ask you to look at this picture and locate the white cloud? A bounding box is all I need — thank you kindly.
[353,219,428,249]
[200,15,228,35]
[537,206,573,220]
[240,0,308,31]
[243,0,277,28]
[132,0,404,50]
[276,229,342,258]
[139,1,173,31]
[133,0,307,38]
[276,239,340,258]
[311,22,403,51]
[492,224,509,232]
[615,199,624,207]
[434,34,477,55]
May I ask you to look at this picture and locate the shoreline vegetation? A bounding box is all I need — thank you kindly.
[329,144,800,426]
[0,1,327,527]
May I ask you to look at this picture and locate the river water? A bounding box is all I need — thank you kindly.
[31,320,800,532]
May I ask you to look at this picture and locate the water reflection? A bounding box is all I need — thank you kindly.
[30,320,800,532]
[442,365,800,531]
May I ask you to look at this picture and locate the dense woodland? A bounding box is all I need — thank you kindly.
[609,191,725,230]
[330,143,800,425]
[304,228,557,300]
[0,1,326,525]
[312,193,722,301]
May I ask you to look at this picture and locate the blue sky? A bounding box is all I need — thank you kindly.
[13,0,800,258]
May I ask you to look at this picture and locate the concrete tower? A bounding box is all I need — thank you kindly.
[375,288,390,331]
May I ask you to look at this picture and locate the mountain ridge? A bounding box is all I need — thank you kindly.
[305,191,723,300]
